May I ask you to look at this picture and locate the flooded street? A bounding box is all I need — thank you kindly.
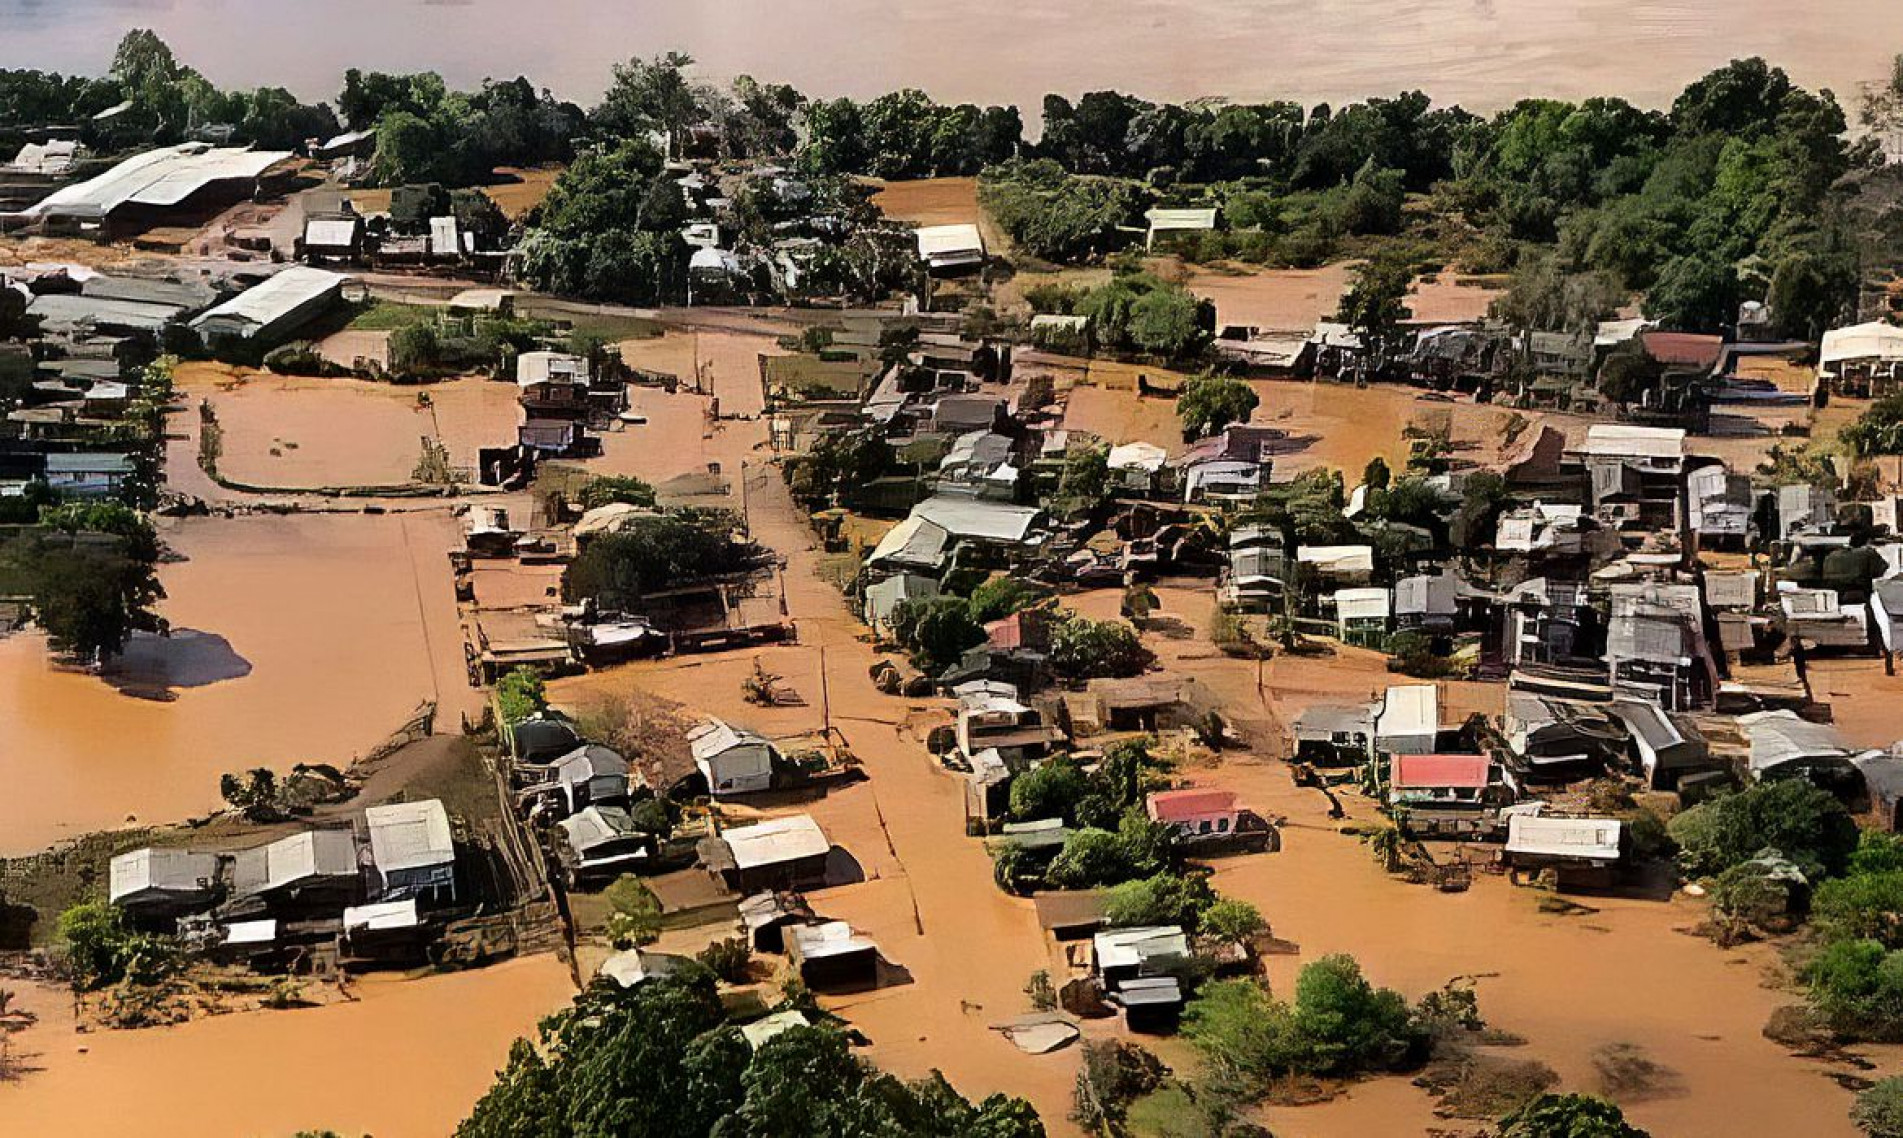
[0,954,575,1137]
[6,2,1901,121]
[0,510,476,855]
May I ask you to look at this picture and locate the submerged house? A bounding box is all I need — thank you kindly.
[190,266,348,350]
[230,830,361,910]
[1293,703,1375,765]
[1375,684,1439,756]
[1388,754,1499,836]
[1504,811,1625,888]
[556,805,655,885]
[786,920,881,989]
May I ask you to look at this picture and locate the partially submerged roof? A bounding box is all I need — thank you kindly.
[1334,586,1392,621]
[557,805,646,856]
[867,514,951,570]
[915,223,985,267]
[1738,710,1863,777]
[1577,424,1686,461]
[1821,321,1903,371]
[688,718,774,760]
[740,1009,812,1049]
[1094,925,1190,970]
[1033,890,1110,932]
[342,898,420,932]
[364,799,455,873]
[1147,788,1239,822]
[1146,207,1219,232]
[913,496,1042,543]
[788,919,877,961]
[1297,545,1375,574]
[719,814,830,870]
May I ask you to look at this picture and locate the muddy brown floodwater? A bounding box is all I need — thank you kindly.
[0,511,478,856]
[0,954,576,1137]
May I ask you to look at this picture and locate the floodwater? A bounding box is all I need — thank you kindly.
[3,2,1900,121]
[0,510,477,855]
[0,953,576,1137]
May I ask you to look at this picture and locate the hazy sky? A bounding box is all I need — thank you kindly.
[3,0,1900,118]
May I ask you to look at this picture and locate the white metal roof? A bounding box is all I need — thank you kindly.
[788,919,877,960]
[342,898,420,932]
[1093,925,1189,970]
[364,799,454,873]
[303,216,360,247]
[108,848,220,902]
[915,223,985,263]
[1821,321,1903,371]
[1578,424,1685,461]
[1146,208,1219,232]
[867,514,950,569]
[22,144,292,220]
[234,829,359,894]
[223,919,279,946]
[1297,545,1375,574]
[1505,813,1623,861]
[428,216,460,256]
[720,814,829,870]
[1334,587,1392,621]
[1108,442,1168,472]
[1376,683,1438,739]
[688,718,774,761]
[191,266,346,332]
[913,496,1041,543]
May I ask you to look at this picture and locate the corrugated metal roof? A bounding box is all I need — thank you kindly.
[21,144,292,220]
[720,814,829,870]
[1146,208,1219,231]
[1506,813,1622,860]
[191,266,346,333]
[1392,754,1490,789]
[364,799,454,873]
[109,848,220,902]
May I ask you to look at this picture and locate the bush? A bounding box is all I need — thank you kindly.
[1855,1076,1903,1138]
[562,508,753,609]
[1009,759,1090,823]
[1071,1039,1167,1130]
[697,937,752,983]
[889,595,986,674]
[57,901,174,991]
[495,666,547,726]
[1814,870,1903,950]
[1498,1093,1649,1137]
[576,475,659,511]
[1804,937,1903,1041]
[604,875,664,948]
[1183,956,1427,1087]
[1666,780,1859,881]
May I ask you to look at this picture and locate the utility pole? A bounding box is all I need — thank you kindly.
[818,643,832,742]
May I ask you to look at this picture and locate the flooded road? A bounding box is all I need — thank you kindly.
[0,511,477,855]
[4,2,1899,121]
[0,954,575,1137]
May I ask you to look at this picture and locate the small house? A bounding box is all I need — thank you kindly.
[1110,974,1185,1033]
[1394,575,1458,634]
[230,829,361,909]
[1608,697,1710,789]
[1504,811,1625,888]
[786,920,880,990]
[1739,710,1865,788]
[190,266,347,349]
[109,848,222,919]
[552,744,633,814]
[556,805,654,886]
[1333,586,1392,648]
[1297,545,1375,588]
[1870,580,1903,657]
[701,814,832,893]
[1819,321,1903,399]
[364,799,457,904]
[1292,703,1375,765]
[1388,754,1493,812]
[689,718,781,797]
[1093,925,1190,991]
[45,452,134,497]
[1375,684,1439,756]
[738,891,814,954]
[1033,890,1110,941]
[339,898,425,962]
[863,572,939,639]
[510,715,582,763]
[954,680,1060,763]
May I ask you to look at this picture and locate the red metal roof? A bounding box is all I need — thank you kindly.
[1391,754,1491,789]
[1147,788,1238,822]
[1640,331,1723,369]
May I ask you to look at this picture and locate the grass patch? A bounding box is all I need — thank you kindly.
[347,299,438,332]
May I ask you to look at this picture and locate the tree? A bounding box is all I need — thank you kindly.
[1642,254,1739,333]
[1807,937,1903,1040]
[1103,872,1214,929]
[1814,871,1903,949]
[1009,759,1090,823]
[1855,1076,1903,1138]
[496,666,547,725]
[1177,375,1260,441]
[1182,958,1426,1089]
[889,596,986,674]
[1336,254,1414,370]
[1048,614,1149,679]
[1596,339,1666,407]
[1499,1094,1649,1138]
[1053,443,1111,516]
[968,576,1041,624]
[24,516,167,664]
[562,509,752,609]
[1128,286,1211,359]
[593,52,704,150]
[1667,779,1859,880]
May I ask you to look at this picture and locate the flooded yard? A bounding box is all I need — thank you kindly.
[0,511,476,856]
[0,954,575,1137]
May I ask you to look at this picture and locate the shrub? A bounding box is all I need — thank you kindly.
[576,475,659,511]
[1814,870,1903,950]
[496,666,547,726]
[1103,872,1214,929]
[1854,1077,1903,1138]
[1498,1093,1649,1137]
[57,901,174,991]
[604,875,664,948]
[697,937,752,983]
[1199,897,1267,944]
[1177,374,1260,441]
[1009,759,1089,823]
[1804,937,1903,1041]
[1183,956,1427,1087]
[1049,614,1149,679]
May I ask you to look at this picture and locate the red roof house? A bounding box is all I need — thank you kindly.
[1389,754,1493,808]
[1146,788,1241,835]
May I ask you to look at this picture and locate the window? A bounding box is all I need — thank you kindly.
[1198,820,1212,834]
[1216,817,1230,832]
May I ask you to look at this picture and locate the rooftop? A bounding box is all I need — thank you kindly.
[364,799,455,873]
[720,814,830,870]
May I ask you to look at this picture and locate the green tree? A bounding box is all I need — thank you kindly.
[1128,286,1211,359]
[1048,614,1149,679]
[496,666,547,725]
[1336,254,1414,370]
[967,576,1041,624]
[1010,759,1090,823]
[1199,897,1267,943]
[1642,254,1739,333]
[1102,872,1215,929]
[576,475,659,511]
[57,901,173,991]
[889,595,986,674]
[562,509,752,609]
[603,875,664,948]
[1843,394,1903,460]
[1667,779,1859,880]
[1815,871,1903,950]
[1177,375,1261,441]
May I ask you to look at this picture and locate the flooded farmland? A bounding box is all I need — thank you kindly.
[0,510,475,855]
